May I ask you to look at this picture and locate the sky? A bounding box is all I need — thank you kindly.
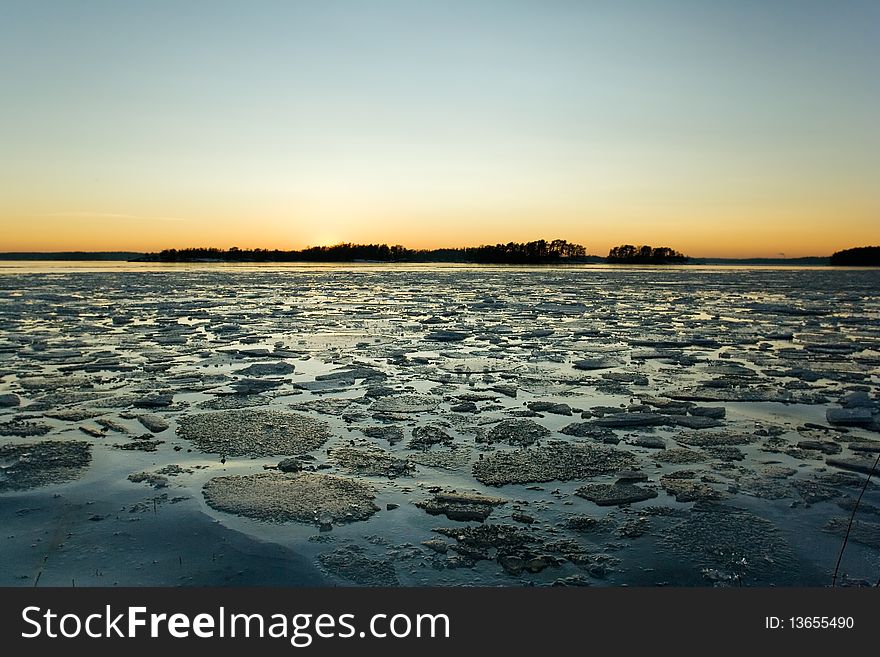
[1,0,878,257]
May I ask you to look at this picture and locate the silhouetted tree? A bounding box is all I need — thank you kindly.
[829,246,880,266]
[147,239,591,264]
[607,245,688,264]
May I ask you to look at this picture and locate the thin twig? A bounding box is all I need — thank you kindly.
[832,450,880,587]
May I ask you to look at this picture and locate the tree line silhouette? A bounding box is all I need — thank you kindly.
[606,245,689,264]
[141,240,592,264]
[136,240,693,264]
[829,246,880,266]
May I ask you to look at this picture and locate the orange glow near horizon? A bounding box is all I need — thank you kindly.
[1,201,877,258]
[2,3,878,259]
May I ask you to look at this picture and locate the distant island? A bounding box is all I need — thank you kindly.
[0,251,143,261]
[5,243,867,267]
[829,246,880,266]
[127,241,698,265]
[606,245,689,264]
[134,240,599,265]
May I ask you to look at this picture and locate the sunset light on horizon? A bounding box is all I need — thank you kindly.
[1,1,878,257]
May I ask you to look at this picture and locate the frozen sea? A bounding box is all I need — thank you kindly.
[0,262,878,587]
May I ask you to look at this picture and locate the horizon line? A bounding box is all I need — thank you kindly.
[0,244,847,260]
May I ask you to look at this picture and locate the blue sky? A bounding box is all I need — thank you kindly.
[1,0,878,255]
